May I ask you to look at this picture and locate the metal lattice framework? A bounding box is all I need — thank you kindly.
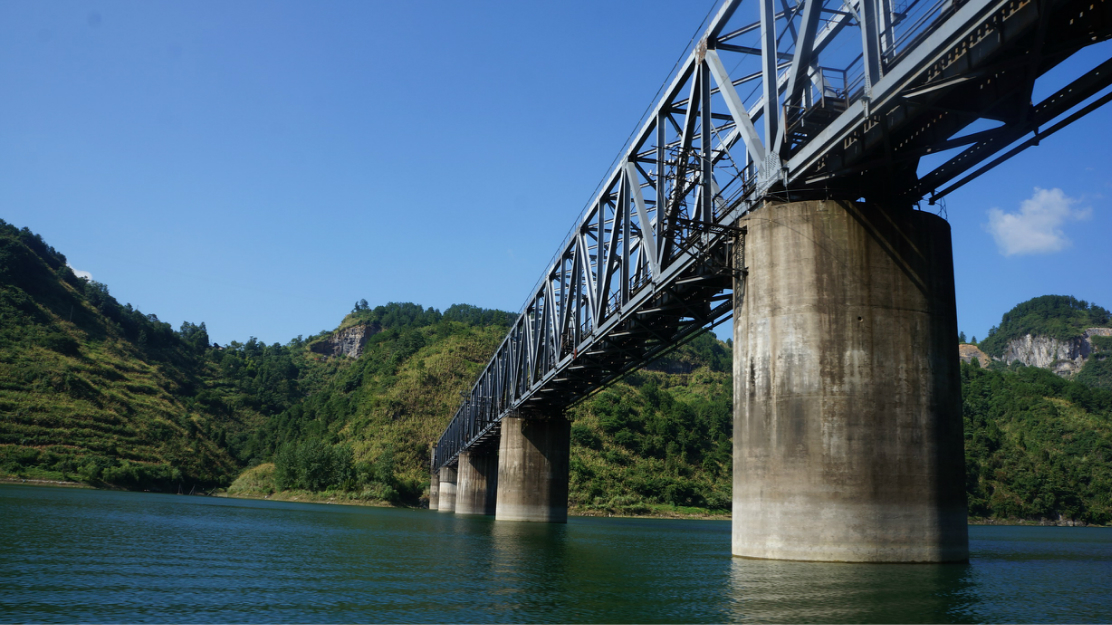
[434,0,1112,470]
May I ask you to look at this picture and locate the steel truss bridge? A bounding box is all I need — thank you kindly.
[434,0,1112,470]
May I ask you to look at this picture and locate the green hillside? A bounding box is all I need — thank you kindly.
[222,304,1112,522]
[1076,335,1112,392]
[235,304,516,501]
[566,335,733,515]
[225,315,736,513]
[3,219,1112,524]
[0,220,242,489]
[962,360,1112,524]
[0,219,523,501]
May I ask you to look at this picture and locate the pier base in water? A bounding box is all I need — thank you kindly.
[495,415,570,523]
[456,449,498,516]
[437,465,457,513]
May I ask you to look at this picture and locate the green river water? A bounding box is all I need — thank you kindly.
[1,484,1110,623]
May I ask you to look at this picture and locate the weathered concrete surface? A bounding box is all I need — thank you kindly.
[429,470,440,511]
[429,445,440,510]
[456,449,499,515]
[733,200,968,563]
[495,416,570,523]
[437,465,457,513]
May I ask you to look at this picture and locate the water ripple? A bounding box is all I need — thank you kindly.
[2,485,1110,623]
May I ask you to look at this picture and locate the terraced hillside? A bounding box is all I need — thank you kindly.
[0,220,239,488]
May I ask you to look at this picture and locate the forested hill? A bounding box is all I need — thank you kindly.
[235,303,515,500]
[3,219,1112,524]
[962,361,1112,523]
[979,295,1111,355]
[0,220,738,510]
[230,326,736,512]
[0,218,514,495]
[970,295,1112,390]
[0,219,240,488]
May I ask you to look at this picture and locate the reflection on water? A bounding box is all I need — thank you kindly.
[727,556,977,623]
[489,519,570,620]
[1,484,1110,623]
[487,516,733,622]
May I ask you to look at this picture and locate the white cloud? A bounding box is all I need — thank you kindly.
[66,263,92,280]
[984,187,1091,256]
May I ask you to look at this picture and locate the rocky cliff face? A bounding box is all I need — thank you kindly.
[999,328,1112,376]
[309,323,380,359]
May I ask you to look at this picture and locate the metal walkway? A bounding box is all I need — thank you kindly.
[434,0,1112,470]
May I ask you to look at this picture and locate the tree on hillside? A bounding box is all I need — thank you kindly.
[179,321,209,354]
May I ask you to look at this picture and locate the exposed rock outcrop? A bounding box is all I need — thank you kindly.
[309,323,380,359]
[999,328,1112,376]
[958,344,992,367]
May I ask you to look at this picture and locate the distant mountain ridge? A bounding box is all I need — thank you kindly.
[961,295,1112,390]
[980,295,1111,355]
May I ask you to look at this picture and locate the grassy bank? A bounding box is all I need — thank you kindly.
[1,474,92,489]
[221,462,401,507]
[221,463,729,517]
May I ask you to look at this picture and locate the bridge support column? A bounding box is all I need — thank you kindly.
[429,471,440,511]
[495,415,570,523]
[437,465,457,513]
[732,199,968,563]
[429,445,440,511]
[456,449,498,515]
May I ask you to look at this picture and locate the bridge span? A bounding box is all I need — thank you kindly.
[430,0,1112,562]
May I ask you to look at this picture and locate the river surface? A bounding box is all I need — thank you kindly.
[2,484,1111,623]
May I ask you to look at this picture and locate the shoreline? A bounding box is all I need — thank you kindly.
[0,477,94,489]
[572,507,730,520]
[201,490,1112,526]
[2,480,1104,527]
[217,488,731,519]
[214,489,400,509]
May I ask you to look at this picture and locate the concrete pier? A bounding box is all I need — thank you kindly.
[429,470,440,511]
[456,449,498,515]
[429,446,440,510]
[437,465,457,513]
[732,199,968,563]
[495,415,570,523]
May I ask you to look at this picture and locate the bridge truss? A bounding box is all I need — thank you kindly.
[434,0,1112,470]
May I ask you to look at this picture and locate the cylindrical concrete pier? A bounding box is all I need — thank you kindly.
[429,445,440,510]
[437,465,457,513]
[495,415,570,523]
[429,470,440,511]
[732,199,968,563]
[456,449,498,515]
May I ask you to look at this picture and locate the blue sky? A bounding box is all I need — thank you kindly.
[2,1,1110,347]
